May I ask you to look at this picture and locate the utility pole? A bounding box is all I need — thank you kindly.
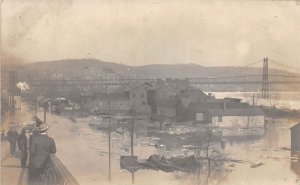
[131,104,135,184]
[105,83,108,94]
[108,101,111,182]
[131,105,134,156]
[9,71,17,126]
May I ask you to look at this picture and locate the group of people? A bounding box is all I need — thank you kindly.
[5,117,56,185]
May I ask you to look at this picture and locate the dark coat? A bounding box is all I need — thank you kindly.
[29,134,56,169]
[7,130,19,143]
[18,133,28,152]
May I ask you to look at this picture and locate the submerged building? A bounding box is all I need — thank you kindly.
[291,123,300,152]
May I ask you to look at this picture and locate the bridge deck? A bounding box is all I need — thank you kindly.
[1,141,29,185]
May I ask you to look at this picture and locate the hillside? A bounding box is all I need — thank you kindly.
[22,58,295,79]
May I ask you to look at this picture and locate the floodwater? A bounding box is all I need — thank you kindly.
[44,114,299,185]
[210,91,300,110]
[3,92,300,185]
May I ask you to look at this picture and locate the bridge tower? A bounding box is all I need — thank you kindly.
[262,57,269,98]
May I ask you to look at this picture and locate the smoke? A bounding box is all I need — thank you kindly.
[1,50,24,69]
[16,81,30,91]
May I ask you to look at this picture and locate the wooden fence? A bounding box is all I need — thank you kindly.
[34,154,80,185]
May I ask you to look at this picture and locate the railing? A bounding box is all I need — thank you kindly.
[42,154,80,185]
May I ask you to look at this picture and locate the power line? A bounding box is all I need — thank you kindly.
[1,73,300,86]
[269,59,300,72]
[190,74,300,80]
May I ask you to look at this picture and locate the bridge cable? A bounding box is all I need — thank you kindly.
[208,59,264,78]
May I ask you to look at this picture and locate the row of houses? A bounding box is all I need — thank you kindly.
[82,79,264,128]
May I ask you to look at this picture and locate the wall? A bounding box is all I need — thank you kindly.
[175,101,186,122]
[157,106,176,118]
[291,125,300,152]
[129,84,149,106]
[212,116,265,129]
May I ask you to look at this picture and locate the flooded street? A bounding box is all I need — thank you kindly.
[31,109,299,185]
[3,93,300,185]
[221,119,299,185]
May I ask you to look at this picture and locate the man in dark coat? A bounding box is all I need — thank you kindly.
[7,127,19,156]
[18,129,29,168]
[1,129,5,140]
[29,123,56,185]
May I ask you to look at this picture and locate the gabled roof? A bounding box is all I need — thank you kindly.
[178,89,209,108]
[129,82,153,92]
[113,82,154,93]
[179,88,208,96]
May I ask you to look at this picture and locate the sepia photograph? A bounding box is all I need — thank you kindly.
[1,0,300,185]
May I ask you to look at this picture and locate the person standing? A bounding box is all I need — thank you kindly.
[7,127,19,156]
[18,129,29,168]
[1,130,5,141]
[29,123,56,185]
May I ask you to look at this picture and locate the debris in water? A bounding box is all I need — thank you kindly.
[273,147,291,151]
[251,161,264,168]
[120,154,201,173]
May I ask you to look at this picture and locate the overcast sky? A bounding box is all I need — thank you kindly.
[1,0,300,68]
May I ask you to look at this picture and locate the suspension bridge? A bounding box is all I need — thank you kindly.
[2,57,300,99]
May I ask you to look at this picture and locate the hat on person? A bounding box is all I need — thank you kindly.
[33,116,43,127]
[35,123,50,133]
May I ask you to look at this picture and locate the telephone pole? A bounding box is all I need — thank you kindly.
[131,106,134,156]
[131,104,135,184]
[108,101,111,182]
[9,71,17,126]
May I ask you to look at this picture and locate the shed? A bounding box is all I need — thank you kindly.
[291,123,300,152]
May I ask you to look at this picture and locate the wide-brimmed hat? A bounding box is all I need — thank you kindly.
[33,116,43,127]
[35,123,50,132]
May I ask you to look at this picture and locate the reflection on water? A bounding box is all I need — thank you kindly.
[6,101,300,184]
[12,99,292,185]
[90,124,245,184]
[87,117,300,185]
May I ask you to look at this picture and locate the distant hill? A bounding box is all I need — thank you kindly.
[22,59,131,77]
[22,58,298,79]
